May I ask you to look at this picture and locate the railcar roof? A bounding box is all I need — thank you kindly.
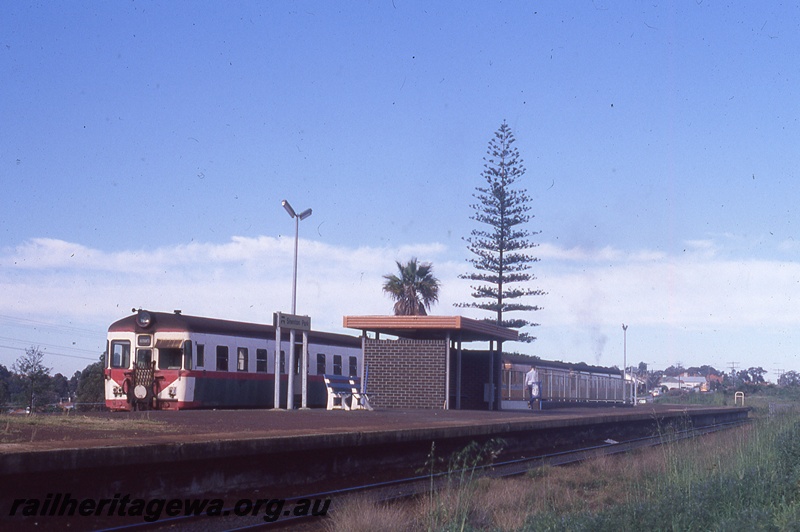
[108,311,361,347]
[502,352,622,376]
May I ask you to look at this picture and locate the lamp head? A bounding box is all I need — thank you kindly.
[282,200,296,218]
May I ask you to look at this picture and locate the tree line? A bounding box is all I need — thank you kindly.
[0,347,104,413]
[631,362,773,393]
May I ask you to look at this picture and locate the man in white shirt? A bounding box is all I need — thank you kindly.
[525,366,539,409]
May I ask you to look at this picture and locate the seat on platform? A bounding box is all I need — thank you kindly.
[323,374,354,410]
[348,378,373,411]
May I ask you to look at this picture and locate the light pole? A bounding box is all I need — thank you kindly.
[622,324,628,404]
[282,199,311,410]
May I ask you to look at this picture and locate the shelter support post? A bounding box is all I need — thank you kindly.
[444,332,451,409]
[456,333,462,410]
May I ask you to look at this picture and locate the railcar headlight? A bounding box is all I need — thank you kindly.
[136,310,153,328]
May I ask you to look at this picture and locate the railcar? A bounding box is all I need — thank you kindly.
[501,355,628,408]
[104,309,362,411]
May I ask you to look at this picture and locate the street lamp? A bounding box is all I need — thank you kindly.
[622,324,628,403]
[282,199,311,410]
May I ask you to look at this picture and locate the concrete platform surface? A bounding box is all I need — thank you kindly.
[1,404,743,455]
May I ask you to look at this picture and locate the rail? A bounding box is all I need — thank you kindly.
[93,417,748,531]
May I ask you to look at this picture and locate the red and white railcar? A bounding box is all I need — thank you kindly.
[104,309,361,411]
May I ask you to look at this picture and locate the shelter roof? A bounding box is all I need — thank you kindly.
[342,315,518,343]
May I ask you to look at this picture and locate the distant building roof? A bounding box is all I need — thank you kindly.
[661,376,707,387]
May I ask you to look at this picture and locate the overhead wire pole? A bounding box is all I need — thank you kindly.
[622,324,628,404]
[728,361,739,385]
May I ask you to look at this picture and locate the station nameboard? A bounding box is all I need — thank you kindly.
[273,312,311,331]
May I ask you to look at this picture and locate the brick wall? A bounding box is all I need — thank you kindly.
[364,338,447,409]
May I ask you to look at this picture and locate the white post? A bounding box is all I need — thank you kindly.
[622,324,628,404]
[301,330,309,409]
[274,320,282,409]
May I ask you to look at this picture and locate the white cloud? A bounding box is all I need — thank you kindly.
[0,237,456,336]
[3,236,800,378]
[5,236,800,331]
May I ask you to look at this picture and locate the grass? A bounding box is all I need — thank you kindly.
[327,395,800,531]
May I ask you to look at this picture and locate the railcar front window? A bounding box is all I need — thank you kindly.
[158,348,182,370]
[110,341,131,369]
[136,349,152,368]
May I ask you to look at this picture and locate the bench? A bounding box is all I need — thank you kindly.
[323,374,373,411]
[348,377,373,411]
[323,374,354,410]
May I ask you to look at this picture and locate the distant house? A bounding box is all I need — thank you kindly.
[661,374,708,391]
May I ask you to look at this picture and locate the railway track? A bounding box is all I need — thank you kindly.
[93,417,748,532]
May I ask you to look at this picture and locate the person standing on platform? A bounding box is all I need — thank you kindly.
[525,366,539,409]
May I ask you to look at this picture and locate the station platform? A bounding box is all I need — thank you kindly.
[1,404,748,527]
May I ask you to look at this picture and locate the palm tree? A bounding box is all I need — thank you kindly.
[382,258,441,316]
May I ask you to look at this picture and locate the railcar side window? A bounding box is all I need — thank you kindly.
[280,350,286,374]
[216,346,229,371]
[197,344,205,367]
[256,349,268,372]
[333,354,342,376]
[349,356,358,377]
[110,341,131,369]
[316,353,326,375]
[183,340,192,370]
[158,348,182,370]
[237,347,248,372]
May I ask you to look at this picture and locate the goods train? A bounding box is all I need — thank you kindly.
[104,309,361,411]
[501,354,629,407]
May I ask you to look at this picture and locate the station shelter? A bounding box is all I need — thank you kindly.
[343,315,518,410]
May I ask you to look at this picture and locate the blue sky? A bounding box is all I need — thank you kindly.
[2,1,799,381]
